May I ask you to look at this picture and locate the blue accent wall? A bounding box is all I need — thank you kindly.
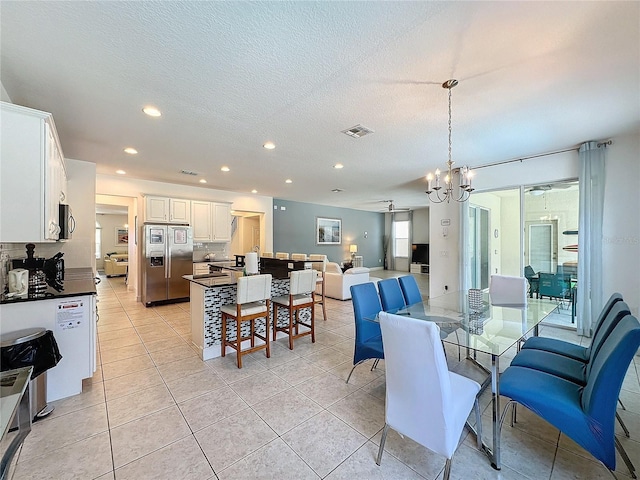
[273,199,385,267]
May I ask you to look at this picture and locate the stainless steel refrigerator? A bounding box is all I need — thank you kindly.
[142,224,193,306]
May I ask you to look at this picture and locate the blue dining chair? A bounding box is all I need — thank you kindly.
[347,282,384,384]
[398,275,422,305]
[498,313,640,478]
[510,300,632,437]
[521,292,623,361]
[378,278,406,311]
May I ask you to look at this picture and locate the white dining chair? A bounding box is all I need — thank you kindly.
[377,312,482,479]
[488,274,528,306]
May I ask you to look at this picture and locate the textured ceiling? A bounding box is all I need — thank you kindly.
[1,1,638,211]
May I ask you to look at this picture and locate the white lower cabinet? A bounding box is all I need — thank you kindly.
[0,295,96,402]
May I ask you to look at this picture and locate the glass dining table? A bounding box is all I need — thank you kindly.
[367,290,559,470]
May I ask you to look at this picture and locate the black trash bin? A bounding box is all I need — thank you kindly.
[1,328,62,422]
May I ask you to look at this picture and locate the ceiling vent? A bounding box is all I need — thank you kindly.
[180,170,199,176]
[341,124,374,139]
[331,188,343,193]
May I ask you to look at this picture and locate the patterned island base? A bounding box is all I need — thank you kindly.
[187,277,311,360]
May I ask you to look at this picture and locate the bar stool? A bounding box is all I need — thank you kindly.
[221,274,272,368]
[272,269,317,350]
[291,253,307,261]
[261,252,274,258]
[275,252,289,260]
[309,254,328,322]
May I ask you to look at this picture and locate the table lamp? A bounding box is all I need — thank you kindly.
[349,244,358,261]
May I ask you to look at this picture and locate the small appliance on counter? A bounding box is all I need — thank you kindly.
[8,269,28,298]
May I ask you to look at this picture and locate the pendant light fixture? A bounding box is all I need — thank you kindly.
[425,79,474,203]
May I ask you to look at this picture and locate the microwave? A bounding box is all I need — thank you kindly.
[59,204,75,240]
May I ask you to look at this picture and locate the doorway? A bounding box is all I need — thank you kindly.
[525,221,557,273]
[230,211,265,256]
[469,205,490,290]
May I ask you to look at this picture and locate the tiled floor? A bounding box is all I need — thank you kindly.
[7,273,640,479]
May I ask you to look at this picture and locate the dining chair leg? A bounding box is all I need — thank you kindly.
[376,424,390,465]
[619,398,627,410]
[443,458,452,480]
[346,359,367,384]
[474,397,482,450]
[617,411,630,438]
[615,436,637,478]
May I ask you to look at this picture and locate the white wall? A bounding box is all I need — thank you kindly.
[412,208,430,243]
[64,159,97,270]
[602,130,640,317]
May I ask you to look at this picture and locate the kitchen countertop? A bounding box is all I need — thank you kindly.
[183,273,236,287]
[193,259,234,264]
[0,267,97,305]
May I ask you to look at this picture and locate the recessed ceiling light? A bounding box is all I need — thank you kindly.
[116,170,126,175]
[285,179,292,184]
[199,179,207,184]
[263,141,276,150]
[221,166,230,172]
[251,189,257,194]
[142,106,162,117]
[124,147,138,155]
[334,163,344,169]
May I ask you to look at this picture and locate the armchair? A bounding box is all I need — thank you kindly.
[103,254,128,277]
[324,262,370,300]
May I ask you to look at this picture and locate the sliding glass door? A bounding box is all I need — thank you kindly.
[469,205,490,289]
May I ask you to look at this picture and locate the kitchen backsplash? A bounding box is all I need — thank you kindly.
[0,242,67,292]
[193,242,230,262]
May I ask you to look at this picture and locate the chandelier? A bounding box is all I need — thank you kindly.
[425,79,474,203]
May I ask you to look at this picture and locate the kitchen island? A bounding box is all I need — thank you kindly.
[185,262,313,360]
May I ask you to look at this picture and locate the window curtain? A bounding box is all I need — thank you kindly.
[459,200,470,292]
[577,141,606,336]
[388,212,395,271]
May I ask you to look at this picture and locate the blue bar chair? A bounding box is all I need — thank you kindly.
[499,314,640,478]
[346,282,384,384]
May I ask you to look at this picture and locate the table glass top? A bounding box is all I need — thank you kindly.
[371,290,559,356]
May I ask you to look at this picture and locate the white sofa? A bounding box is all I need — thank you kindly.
[324,262,371,300]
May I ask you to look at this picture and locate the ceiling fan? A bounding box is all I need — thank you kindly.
[526,182,575,196]
[380,200,410,213]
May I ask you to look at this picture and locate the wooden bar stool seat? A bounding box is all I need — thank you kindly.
[272,269,317,350]
[221,274,272,368]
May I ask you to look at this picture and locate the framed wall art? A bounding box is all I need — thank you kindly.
[116,227,129,245]
[316,217,341,245]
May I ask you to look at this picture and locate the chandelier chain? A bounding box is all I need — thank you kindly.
[448,86,452,165]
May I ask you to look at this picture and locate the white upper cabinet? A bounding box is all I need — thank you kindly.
[144,196,191,224]
[1,102,67,242]
[191,201,213,241]
[212,203,231,242]
[190,201,231,242]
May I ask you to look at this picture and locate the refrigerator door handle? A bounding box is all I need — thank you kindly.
[167,248,171,278]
